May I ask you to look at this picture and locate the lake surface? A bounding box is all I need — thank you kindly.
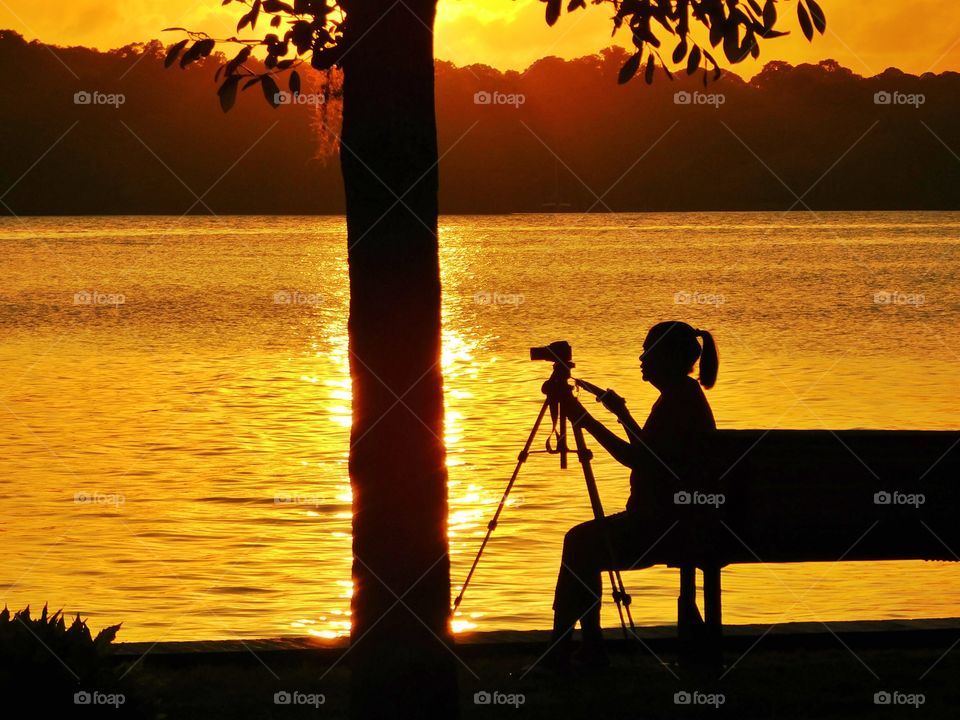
[2,212,959,642]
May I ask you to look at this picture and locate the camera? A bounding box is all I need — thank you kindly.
[529,340,572,365]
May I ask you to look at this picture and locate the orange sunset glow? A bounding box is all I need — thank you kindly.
[2,0,959,76]
[3,0,960,716]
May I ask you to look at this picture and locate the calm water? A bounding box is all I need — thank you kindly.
[2,212,959,642]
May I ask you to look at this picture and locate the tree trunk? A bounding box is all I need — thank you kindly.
[338,0,458,717]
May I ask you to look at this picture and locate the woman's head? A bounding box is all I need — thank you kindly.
[639,321,718,389]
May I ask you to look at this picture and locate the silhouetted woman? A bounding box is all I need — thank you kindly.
[545,321,718,670]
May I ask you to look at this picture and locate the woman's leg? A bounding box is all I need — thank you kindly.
[550,511,653,657]
[550,520,600,651]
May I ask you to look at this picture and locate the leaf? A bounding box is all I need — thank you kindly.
[180,38,215,68]
[807,0,826,33]
[545,0,562,27]
[289,70,301,95]
[672,38,687,64]
[218,76,241,112]
[709,17,724,47]
[644,53,655,84]
[617,52,641,84]
[262,74,281,108]
[797,1,814,41]
[702,48,715,63]
[194,39,216,57]
[723,22,742,63]
[740,28,756,60]
[94,623,122,649]
[758,28,789,39]
[762,0,777,30]
[686,45,701,75]
[226,45,252,77]
[164,39,189,68]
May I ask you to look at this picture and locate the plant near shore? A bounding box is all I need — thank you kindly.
[0,604,145,716]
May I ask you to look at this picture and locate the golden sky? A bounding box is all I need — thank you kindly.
[2,0,959,77]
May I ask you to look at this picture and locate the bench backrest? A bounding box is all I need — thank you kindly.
[670,430,960,566]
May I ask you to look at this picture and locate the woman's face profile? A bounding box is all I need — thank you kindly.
[639,334,659,383]
[639,329,679,386]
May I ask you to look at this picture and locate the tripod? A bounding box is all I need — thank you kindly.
[454,355,638,642]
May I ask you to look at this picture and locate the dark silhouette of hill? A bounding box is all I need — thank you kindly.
[1,30,958,214]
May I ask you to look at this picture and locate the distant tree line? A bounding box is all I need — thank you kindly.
[1,30,957,215]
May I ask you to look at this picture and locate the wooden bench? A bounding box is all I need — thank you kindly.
[637,430,960,665]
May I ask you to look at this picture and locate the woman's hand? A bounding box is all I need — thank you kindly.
[561,390,635,468]
[560,390,591,428]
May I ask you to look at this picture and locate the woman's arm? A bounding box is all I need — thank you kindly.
[561,393,635,467]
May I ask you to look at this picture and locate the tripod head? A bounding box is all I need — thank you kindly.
[530,341,575,468]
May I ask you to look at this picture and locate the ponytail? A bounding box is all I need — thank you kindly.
[694,329,719,389]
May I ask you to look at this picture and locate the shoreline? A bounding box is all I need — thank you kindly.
[112,616,960,663]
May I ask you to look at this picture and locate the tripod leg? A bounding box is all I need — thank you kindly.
[568,421,637,641]
[454,397,552,612]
